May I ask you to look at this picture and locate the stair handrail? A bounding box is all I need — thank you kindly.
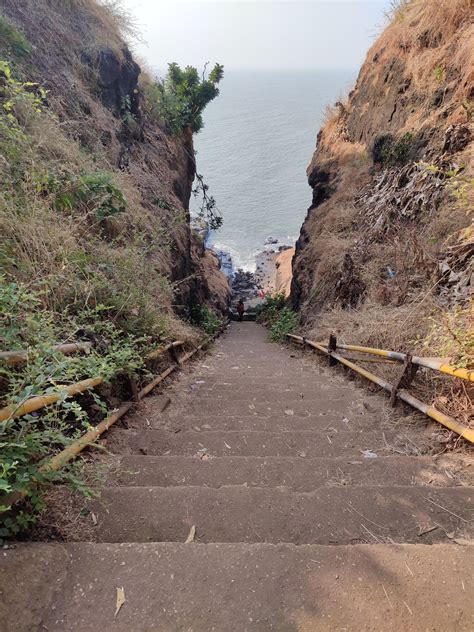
[1,323,228,509]
[287,333,474,444]
[308,339,473,382]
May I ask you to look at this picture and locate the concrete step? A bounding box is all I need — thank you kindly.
[91,486,474,544]
[164,400,359,419]
[185,376,338,390]
[6,542,474,631]
[114,455,473,489]
[118,428,398,458]
[149,412,379,432]
[170,404,314,418]
[179,388,359,402]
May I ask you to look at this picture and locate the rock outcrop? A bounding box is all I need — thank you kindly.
[1,0,229,324]
[291,1,473,356]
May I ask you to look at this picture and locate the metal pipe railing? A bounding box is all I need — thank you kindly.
[325,341,473,382]
[2,323,227,509]
[0,341,186,423]
[0,342,93,365]
[287,334,474,444]
[0,377,104,422]
[145,340,185,361]
[41,328,224,472]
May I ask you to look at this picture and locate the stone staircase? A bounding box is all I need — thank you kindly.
[2,322,473,631]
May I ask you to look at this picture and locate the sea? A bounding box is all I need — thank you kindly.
[192,69,356,271]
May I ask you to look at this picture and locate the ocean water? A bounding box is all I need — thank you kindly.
[193,69,356,271]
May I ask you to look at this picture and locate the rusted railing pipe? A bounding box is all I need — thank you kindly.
[328,341,473,382]
[42,361,183,473]
[287,334,474,444]
[0,342,93,365]
[6,327,226,505]
[0,341,188,423]
[41,401,135,473]
[0,328,224,424]
[0,377,104,422]
[145,340,185,361]
[43,329,225,471]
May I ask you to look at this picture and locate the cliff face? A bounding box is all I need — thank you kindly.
[1,0,229,336]
[291,0,473,358]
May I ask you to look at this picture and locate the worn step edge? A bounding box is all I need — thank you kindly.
[7,541,474,632]
[113,454,472,488]
[115,428,401,457]
[91,485,474,545]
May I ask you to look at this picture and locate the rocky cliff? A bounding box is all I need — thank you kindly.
[291,0,472,367]
[0,0,229,339]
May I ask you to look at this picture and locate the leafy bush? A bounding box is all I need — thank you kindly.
[147,62,224,134]
[0,14,32,59]
[256,293,287,325]
[270,308,299,342]
[255,294,298,341]
[0,278,146,539]
[190,305,222,335]
[54,172,127,221]
[373,132,415,165]
[381,132,415,165]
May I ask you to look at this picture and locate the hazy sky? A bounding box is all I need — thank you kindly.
[121,0,393,72]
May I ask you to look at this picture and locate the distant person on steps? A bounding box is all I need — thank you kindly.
[237,299,245,322]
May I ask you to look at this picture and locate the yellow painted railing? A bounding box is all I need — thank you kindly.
[287,334,474,444]
[1,326,226,509]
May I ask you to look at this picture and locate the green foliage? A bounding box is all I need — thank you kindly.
[0,278,147,539]
[148,62,224,134]
[120,94,135,125]
[193,172,223,230]
[256,293,287,325]
[256,294,298,342]
[190,305,222,335]
[54,172,127,221]
[381,132,414,165]
[270,309,299,342]
[421,162,473,213]
[0,59,47,123]
[0,14,32,59]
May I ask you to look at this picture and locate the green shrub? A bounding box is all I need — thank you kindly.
[147,62,224,134]
[381,132,415,165]
[270,308,299,342]
[256,293,287,325]
[0,14,32,59]
[373,132,416,166]
[255,293,298,342]
[0,278,146,539]
[54,172,127,220]
[190,305,222,335]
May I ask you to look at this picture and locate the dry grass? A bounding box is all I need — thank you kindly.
[4,0,137,58]
[0,0,218,343]
[295,0,473,382]
[359,0,474,134]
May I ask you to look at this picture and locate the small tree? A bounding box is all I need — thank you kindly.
[151,62,224,134]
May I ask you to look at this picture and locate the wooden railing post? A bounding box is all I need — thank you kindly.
[328,334,337,366]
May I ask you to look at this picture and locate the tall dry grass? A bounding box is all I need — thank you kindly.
[0,0,201,341]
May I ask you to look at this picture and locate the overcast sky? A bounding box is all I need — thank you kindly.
[120,0,393,72]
